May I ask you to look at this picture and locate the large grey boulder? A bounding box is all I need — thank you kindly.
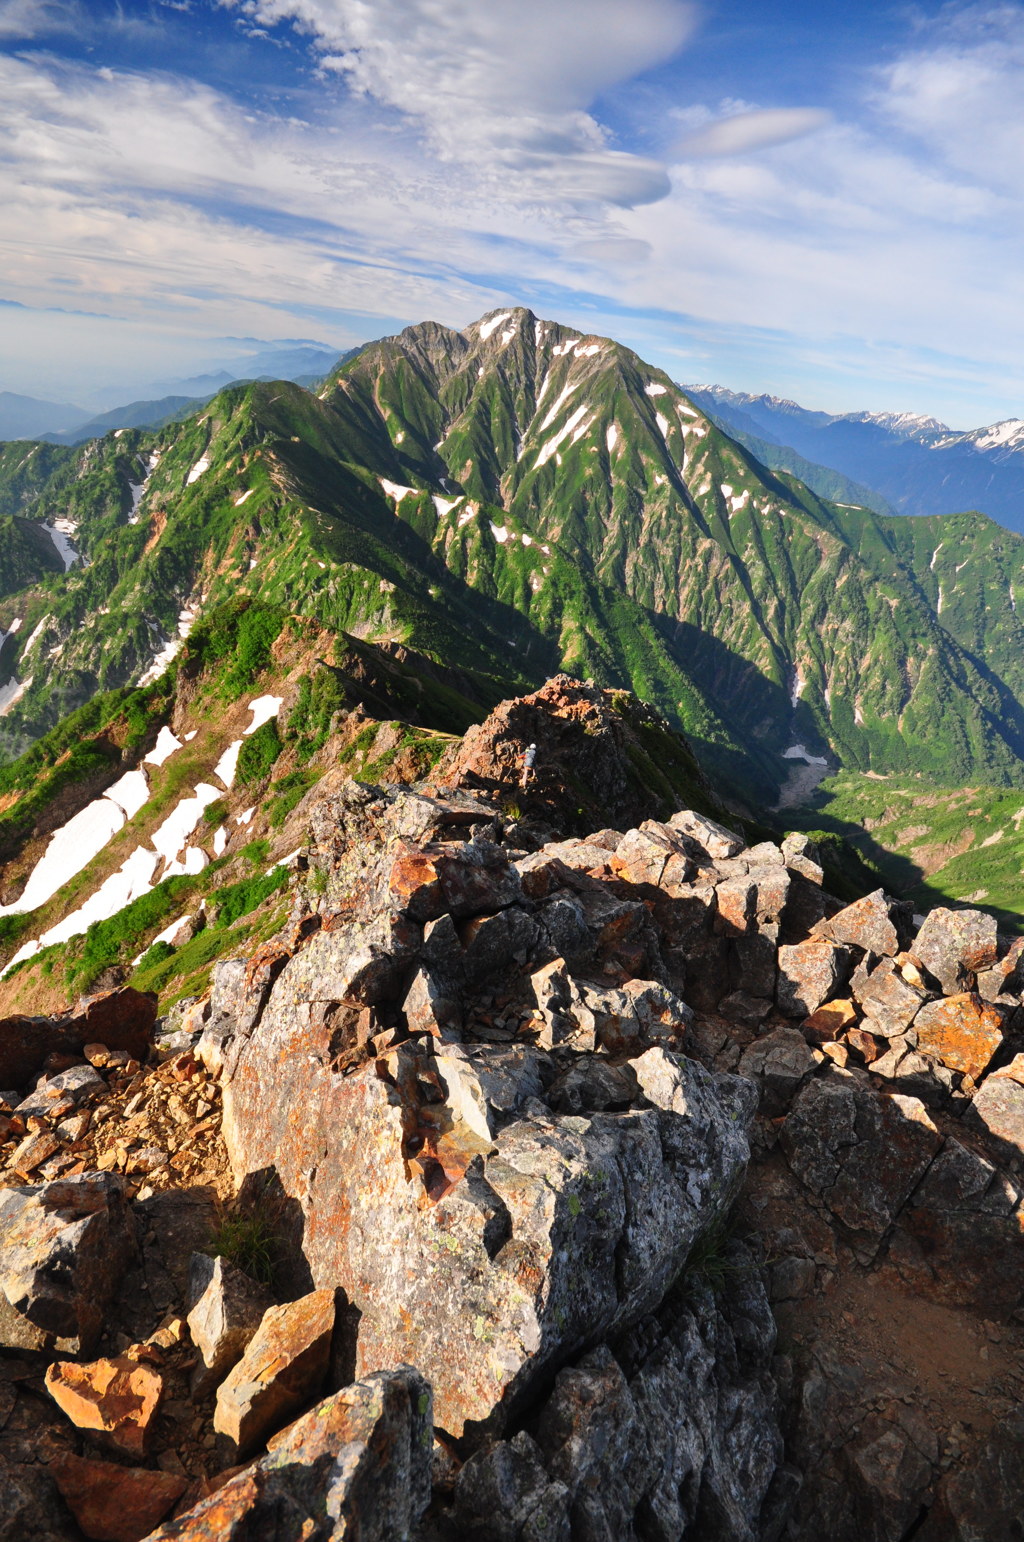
[0,1172,137,1353]
[148,1367,432,1542]
[912,907,998,994]
[223,1006,755,1439]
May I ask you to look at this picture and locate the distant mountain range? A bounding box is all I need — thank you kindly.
[0,342,351,446]
[686,385,1024,533]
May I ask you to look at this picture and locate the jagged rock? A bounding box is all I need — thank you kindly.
[787,1345,939,1542]
[845,1025,883,1064]
[912,907,999,994]
[459,908,539,986]
[15,1064,103,1119]
[447,1246,785,1542]
[669,808,744,859]
[214,1288,335,1459]
[186,1255,275,1398]
[964,1059,1024,1161]
[730,930,778,997]
[853,958,926,1038]
[577,977,692,1055]
[885,1138,1024,1317]
[45,1351,164,1458]
[715,877,756,936]
[389,842,523,921]
[820,888,908,956]
[738,1028,818,1116]
[149,1368,432,1542]
[916,1412,1024,1542]
[546,1059,640,1115]
[718,989,773,1029]
[803,998,858,1043]
[48,1452,187,1542]
[0,988,156,1090]
[777,940,850,1018]
[528,959,580,1048]
[403,967,462,1041]
[913,993,1004,1078]
[976,936,1024,1004]
[535,894,592,966]
[0,1173,138,1353]
[434,1045,551,1143]
[450,1432,571,1542]
[0,1453,82,1542]
[782,831,824,884]
[223,1018,754,1438]
[780,1077,943,1260]
[749,862,792,932]
[614,823,690,888]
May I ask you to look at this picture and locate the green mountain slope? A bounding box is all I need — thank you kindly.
[2,307,1024,807]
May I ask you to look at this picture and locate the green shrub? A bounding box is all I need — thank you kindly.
[203,798,228,827]
[138,939,175,971]
[213,866,289,929]
[268,768,320,827]
[236,720,282,787]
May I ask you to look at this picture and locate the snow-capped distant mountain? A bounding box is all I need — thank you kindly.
[685,384,1024,534]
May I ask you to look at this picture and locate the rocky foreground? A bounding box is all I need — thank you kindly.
[0,679,1022,1541]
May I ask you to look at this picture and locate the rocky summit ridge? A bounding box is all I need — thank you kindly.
[0,678,1020,1540]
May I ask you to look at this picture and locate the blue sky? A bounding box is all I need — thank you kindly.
[1,0,1023,426]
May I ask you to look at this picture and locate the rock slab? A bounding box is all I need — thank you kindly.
[148,1367,432,1542]
[214,1287,335,1458]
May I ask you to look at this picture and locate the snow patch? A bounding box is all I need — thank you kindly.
[234,488,255,506]
[236,807,255,826]
[789,667,805,707]
[379,478,418,502]
[606,423,618,453]
[500,327,517,346]
[720,484,734,499]
[144,726,183,768]
[490,522,509,544]
[478,312,512,341]
[539,383,576,434]
[645,383,667,396]
[186,456,210,486]
[676,403,697,419]
[213,739,243,788]
[213,825,228,857]
[105,770,150,821]
[43,519,79,571]
[245,695,283,734]
[0,676,32,715]
[536,403,589,469]
[551,340,576,357]
[0,797,125,917]
[162,847,209,880]
[433,495,463,517]
[38,847,161,951]
[151,783,222,864]
[783,744,827,765]
[574,344,600,357]
[730,489,751,513]
[929,543,944,571]
[655,412,670,437]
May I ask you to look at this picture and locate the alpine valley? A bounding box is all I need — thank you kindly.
[2,311,1024,1542]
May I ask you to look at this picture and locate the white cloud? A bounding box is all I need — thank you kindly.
[675,107,830,158]
[227,0,694,205]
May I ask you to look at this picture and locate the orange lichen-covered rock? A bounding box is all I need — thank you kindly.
[48,1452,186,1542]
[913,993,1004,1078]
[213,1289,335,1459]
[45,1352,164,1458]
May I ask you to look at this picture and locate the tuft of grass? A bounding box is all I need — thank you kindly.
[682,1214,756,1298]
[205,1210,278,1286]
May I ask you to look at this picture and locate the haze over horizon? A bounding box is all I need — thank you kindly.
[3,0,1024,428]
